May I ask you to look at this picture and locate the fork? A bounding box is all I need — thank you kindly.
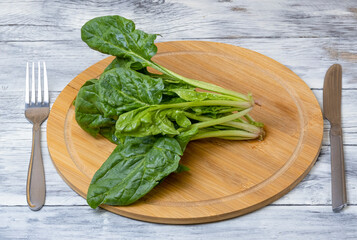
[25,62,50,211]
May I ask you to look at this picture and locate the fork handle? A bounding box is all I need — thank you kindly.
[26,123,46,211]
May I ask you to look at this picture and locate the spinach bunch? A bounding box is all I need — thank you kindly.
[75,15,264,208]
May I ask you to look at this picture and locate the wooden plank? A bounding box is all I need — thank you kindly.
[0,0,356,41]
[0,206,356,239]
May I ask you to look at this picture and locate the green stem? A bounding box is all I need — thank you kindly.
[190,108,252,129]
[191,130,259,140]
[244,113,264,127]
[151,62,251,101]
[216,136,256,140]
[220,121,261,134]
[235,117,248,123]
[184,112,261,134]
[217,108,241,114]
[154,99,252,110]
[244,114,255,123]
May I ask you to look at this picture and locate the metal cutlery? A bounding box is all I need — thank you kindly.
[25,62,50,211]
[323,64,347,212]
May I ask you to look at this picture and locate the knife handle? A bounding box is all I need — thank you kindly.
[330,124,347,212]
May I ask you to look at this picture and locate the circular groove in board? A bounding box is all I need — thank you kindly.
[47,41,323,224]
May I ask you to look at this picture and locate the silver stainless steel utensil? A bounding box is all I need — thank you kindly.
[323,64,347,212]
[25,62,50,211]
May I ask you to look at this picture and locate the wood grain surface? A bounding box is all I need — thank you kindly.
[0,0,356,238]
[47,41,323,224]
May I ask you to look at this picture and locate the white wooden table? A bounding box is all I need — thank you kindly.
[1,0,356,239]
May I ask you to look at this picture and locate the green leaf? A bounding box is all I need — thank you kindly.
[189,106,235,118]
[175,164,190,173]
[86,136,183,208]
[115,108,184,137]
[175,126,199,151]
[74,65,165,138]
[105,57,151,72]
[99,126,120,145]
[169,88,235,101]
[81,15,157,68]
[97,67,164,118]
[81,15,254,100]
[74,79,116,137]
[104,57,134,72]
[168,109,191,128]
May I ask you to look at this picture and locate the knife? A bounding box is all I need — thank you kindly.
[323,64,347,212]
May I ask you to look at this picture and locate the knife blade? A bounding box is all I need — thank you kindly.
[323,64,347,212]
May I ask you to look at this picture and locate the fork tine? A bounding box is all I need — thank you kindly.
[37,61,42,103]
[43,62,49,104]
[25,62,29,104]
[31,62,36,104]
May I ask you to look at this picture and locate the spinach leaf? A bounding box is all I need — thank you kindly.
[74,79,116,137]
[104,56,150,73]
[115,107,191,137]
[169,88,236,102]
[81,15,157,69]
[175,164,190,173]
[104,57,134,72]
[87,136,183,208]
[81,15,253,100]
[96,67,164,118]
[74,64,165,138]
[77,15,265,208]
[99,126,120,145]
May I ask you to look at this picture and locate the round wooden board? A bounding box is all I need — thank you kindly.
[47,41,323,224]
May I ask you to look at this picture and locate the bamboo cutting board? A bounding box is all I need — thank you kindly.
[47,41,323,224]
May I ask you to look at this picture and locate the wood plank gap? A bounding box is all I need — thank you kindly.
[270,203,357,206]
[0,36,345,43]
[1,204,356,208]
[1,40,74,43]
[311,88,357,91]
[176,36,325,40]
[0,24,58,27]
